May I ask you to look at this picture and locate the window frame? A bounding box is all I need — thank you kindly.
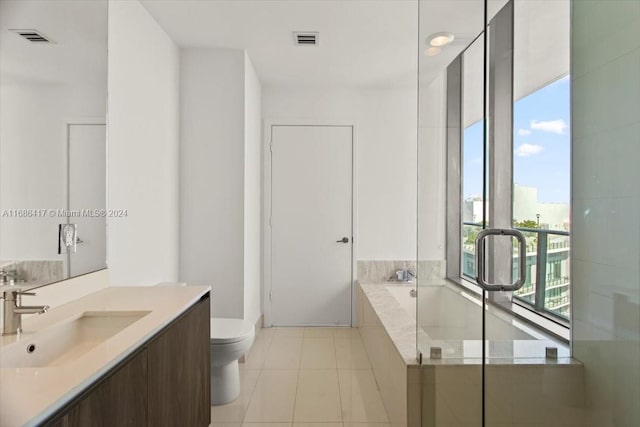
[444,3,571,341]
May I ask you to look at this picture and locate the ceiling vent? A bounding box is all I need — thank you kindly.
[293,32,319,47]
[10,29,53,43]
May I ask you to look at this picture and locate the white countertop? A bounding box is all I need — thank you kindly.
[0,285,210,427]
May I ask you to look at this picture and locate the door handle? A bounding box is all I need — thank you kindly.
[336,237,349,243]
[475,228,527,292]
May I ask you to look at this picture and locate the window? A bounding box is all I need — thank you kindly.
[448,0,571,331]
[460,35,486,282]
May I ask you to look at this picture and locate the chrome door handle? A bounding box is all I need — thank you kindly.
[475,228,527,291]
[336,237,349,243]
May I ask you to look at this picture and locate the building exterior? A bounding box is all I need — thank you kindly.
[462,184,571,318]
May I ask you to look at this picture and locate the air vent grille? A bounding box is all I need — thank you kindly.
[293,32,319,47]
[10,29,52,43]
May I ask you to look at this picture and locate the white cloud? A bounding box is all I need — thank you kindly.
[517,128,532,136]
[515,143,544,157]
[530,119,568,135]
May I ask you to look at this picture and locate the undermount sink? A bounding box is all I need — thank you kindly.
[0,311,150,368]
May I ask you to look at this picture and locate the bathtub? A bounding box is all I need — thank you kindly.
[357,281,585,426]
[384,283,569,360]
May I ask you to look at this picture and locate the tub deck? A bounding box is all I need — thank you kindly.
[359,281,575,364]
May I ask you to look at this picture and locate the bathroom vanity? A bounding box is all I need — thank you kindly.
[0,286,211,427]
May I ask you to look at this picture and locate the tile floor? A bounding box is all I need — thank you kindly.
[211,327,390,427]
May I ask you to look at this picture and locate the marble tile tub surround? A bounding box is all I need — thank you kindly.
[420,363,585,426]
[359,280,575,363]
[357,260,445,284]
[357,260,416,283]
[357,284,420,426]
[358,282,419,365]
[357,283,585,426]
[0,260,64,286]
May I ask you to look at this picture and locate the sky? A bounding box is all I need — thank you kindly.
[462,75,571,204]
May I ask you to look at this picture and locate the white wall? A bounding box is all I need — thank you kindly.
[571,2,640,426]
[243,53,263,325]
[263,87,417,261]
[107,0,180,285]
[180,47,245,318]
[180,48,262,323]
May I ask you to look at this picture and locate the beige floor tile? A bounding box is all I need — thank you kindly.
[244,370,299,422]
[294,424,343,427]
[333,327,361,339]
[243,334,273,369]
[303,327,338,337]
[300,337,337,369]
[211,369,261,422]
[264,336,303,369]
[335,337,371,369]
[293,370,343,422]
[338,370,389,423]
[242,424,292,427]
[273,327,305,337]
[210,423,242,427]
[257,327,276,341]
[343,424,391,427]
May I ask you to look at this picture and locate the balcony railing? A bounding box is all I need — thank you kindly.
[462,222,571,320]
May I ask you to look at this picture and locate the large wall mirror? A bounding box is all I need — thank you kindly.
[0,0,108,287]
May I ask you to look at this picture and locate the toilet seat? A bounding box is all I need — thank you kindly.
[210,318,254,344]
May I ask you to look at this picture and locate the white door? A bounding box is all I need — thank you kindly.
[271,125,353,326]
[68,124,106,277]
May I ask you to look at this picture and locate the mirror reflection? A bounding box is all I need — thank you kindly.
[0,0,108,287]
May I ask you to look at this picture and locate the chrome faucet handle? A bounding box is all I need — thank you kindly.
[0,289,35,300]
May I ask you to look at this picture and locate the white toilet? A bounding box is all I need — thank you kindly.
[210,318,255,405]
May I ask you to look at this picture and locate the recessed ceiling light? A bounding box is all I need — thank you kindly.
[424,46,441,57]
[427,32,455,47]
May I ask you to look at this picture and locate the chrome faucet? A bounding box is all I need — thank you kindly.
[391,269,417,283]
[2,289,49,335]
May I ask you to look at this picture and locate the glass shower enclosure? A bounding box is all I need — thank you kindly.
[415,0,592,425]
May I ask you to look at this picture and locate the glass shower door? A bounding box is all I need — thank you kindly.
[417,0,582,425]
[480,0,581,425]
[416,0,487,425]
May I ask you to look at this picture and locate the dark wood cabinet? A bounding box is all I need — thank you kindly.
[44,293,210,427]
[49,349,148,427]
[147,293,210,426]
